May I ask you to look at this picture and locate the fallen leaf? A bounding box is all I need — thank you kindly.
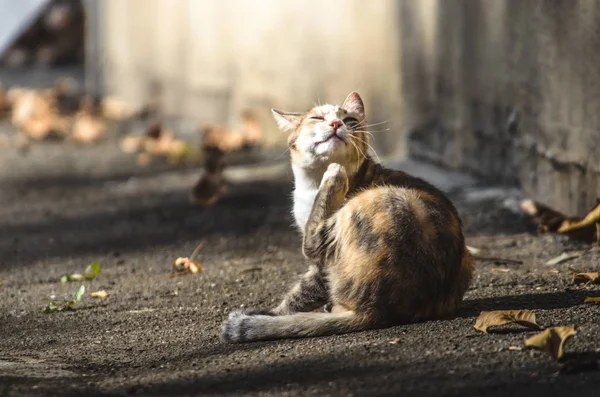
[508,346,523,351]
[43,285,85,313]
[521,199,600,242]
[69,112,106,144]
[491,267,510,273]
[75,285,85,302]
[101,96,133,121]
[525,325,577,360]
[584,297,600,304]
[120,135,145,153]
[60,262,101,283]
[171,242,205,275]
[544,252,581,266]
[136,152,151,167]
[572,272,600,285]
[84,262,101,279]
[389,338,400,345]
[474,310,541,333]
[172,257,203,275]
[466,245,481,255]
[91,290,110,299]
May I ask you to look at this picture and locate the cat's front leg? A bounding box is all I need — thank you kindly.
[230,265,329,318]
[302,163,349,260]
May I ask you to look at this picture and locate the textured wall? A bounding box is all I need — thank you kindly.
[401,0,600,216]
[88,0,404,154]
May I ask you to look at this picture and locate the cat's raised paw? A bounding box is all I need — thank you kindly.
[320,163,348,192]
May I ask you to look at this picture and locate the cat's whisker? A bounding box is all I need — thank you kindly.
[347,134,369,163]
[273,146,290,161]
[354,128,390,134]
[363,120,389,128]
[347,135,366,170]
[349,134,381,164]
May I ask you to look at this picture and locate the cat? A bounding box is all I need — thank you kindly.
[221,92,473,343]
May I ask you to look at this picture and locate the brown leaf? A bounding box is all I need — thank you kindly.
[91,290,110,299]
[491,267,510,273]
[120,136,145,153]
[135,152,151,167]
[389,337,400,345]
[171,257,203,275]
[101,96,133,121]
[584,297,600,304]
[525,325,576,360]
[70,113,106,144]
[474,310,541,333]
[520,199,600,242]
[572,272,600,285]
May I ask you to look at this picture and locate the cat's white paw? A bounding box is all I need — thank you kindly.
[221,309,272,343]
[221,310,251,343]
[320,163,347,190]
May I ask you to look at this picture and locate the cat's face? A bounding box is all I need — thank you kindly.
[272,92,368,171]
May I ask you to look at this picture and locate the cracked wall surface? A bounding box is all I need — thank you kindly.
[401,0,600,216]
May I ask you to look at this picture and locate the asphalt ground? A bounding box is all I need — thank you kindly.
[0,104,598,397]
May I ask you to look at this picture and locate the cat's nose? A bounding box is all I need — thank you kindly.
[330,119,342,131]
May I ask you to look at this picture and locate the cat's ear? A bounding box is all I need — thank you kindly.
[271,109,303,132]
[342,92,365,120]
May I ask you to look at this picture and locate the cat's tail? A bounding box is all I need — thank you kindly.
[221,310,367,343]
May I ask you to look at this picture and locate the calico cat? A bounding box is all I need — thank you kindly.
[221,92,473,343]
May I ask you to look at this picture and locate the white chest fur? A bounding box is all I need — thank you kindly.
[291,165,322,232]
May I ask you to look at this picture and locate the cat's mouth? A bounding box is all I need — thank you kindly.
[315,133,345,146]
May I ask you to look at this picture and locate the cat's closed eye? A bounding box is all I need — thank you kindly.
[310,116,325,121]
[343,117,359,129]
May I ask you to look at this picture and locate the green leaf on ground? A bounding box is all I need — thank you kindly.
[60,262,101,283]
[43,285,86,313]
[75,285,85,302]
[84,262,101,279]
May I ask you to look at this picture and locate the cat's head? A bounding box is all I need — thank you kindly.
[271,92,368,172]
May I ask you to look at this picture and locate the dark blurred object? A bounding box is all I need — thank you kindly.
[190,147,227,207]
[1,0,84,68]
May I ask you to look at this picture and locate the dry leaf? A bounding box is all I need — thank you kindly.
[466,245,481,255]
[544,252,581,266]
[120,136,145,153]
[101,96,133,121]
[389,338,400,345]
[91,290,110,299]
[136,152,151,167]
[572,272,600,285]
[491,267,510,273]
[172,257,203,275]
[474,310,541,333]
[525,325,576,360]
[508,346,523,351]
[70,113,106,143]
[584,297,600,304]
[521,199,600,242]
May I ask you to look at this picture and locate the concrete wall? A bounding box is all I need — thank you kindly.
[86,0,404,154]
[402,0,600,216]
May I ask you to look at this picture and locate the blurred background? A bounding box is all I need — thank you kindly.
[0,0,598,215]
